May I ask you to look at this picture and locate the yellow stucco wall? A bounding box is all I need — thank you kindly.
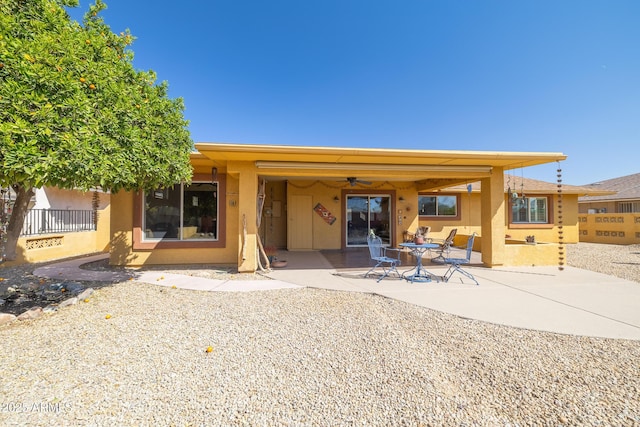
[109,173,576,268]
[281,180,574,251]
[502,242,562,266]
[446,233,562,267]
[285,180,419,249]
[505,194,579,244]
[417,193,579,244]
[5,203,111,265]
[109,184,240,267]
[578,213,640,244]
[415,192,480,242]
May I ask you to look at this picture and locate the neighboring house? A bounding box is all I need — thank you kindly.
[577,172,640,244]
[1,187,110,264]
[109,143,596,271]
[578,173,640,214]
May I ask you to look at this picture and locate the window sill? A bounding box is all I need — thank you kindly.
[419,215,461,221]
[508,223,554,229]
[133,239,225,250]
[133,226,225,250]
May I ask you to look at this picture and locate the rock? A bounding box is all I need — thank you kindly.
[62,281,86,295]
[6,286,16,294]
[77,288,95,300]
[19,282,40,292]
[17,307,44,321]
[58,297,78,308]
[0,312,17,325]
[0,299,5,306]
[42,291,61,301]
[13,295,31,305]
[48,283,64,291]
[43,305,59,313]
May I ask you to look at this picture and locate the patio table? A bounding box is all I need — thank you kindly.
[399,242,440,283]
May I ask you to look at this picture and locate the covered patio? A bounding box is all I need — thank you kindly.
[194,143,568,273]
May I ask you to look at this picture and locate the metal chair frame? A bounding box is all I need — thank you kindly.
[365,233,402,282]
[442,233,479,285]
[430,228,458,263]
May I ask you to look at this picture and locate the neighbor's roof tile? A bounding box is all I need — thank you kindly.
[442,174,611,196]
[578,172,640,202]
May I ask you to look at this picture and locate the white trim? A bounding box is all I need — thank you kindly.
[256,161,492,173]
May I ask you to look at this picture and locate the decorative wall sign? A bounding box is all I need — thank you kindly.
[313,203,336,225]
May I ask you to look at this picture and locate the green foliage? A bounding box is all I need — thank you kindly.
[0,0,193,192]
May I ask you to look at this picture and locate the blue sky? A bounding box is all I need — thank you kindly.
[68,1,639,185]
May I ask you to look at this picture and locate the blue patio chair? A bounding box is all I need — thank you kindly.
[365,232,402,282]
[442,233,479,285]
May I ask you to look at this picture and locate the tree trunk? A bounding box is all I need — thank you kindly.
[3,185,34,261]
[92,190,100,228]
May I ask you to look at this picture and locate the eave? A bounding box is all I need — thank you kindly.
[192,143,567,190]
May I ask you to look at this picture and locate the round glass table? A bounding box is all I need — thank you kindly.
[399,242,441,283]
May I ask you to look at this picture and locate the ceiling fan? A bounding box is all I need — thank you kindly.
[346,177,372,186]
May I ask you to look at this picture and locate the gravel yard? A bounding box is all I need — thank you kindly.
[566,242,640,283]
[0,243,639,426]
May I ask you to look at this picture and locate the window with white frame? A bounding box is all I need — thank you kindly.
[143,182,218,240]
[618,201,640,213]
[418,195,458,217]
[512,196,548,223]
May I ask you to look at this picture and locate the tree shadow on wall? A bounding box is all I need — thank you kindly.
[109,231,140,271]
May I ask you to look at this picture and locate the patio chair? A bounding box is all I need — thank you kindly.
[442,233,479,285]
[430,228,457,263]
[404,226,431,243]
[365,232,402,282]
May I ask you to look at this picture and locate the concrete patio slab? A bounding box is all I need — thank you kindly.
[266,251,640,340]
[31,251,640,340]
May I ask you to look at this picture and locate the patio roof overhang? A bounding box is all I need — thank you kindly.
[194,143,567,191]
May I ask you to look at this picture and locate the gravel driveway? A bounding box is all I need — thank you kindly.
[0,243,639,426]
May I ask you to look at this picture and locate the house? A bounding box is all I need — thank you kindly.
[110,142,606,271]
[577,172,640,244]
[1,187,110,264]
[578,172,640,214]
[426,175,609,264]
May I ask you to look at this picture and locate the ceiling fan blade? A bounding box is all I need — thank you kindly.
[346,177,371,186]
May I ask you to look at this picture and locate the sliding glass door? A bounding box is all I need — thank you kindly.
[346,195,392,247]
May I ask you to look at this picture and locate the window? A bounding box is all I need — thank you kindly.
[619,202,640,213]
[512,196,548,223]
[346,194,392,246]
[418,195,458,217]
[143,182,218,240]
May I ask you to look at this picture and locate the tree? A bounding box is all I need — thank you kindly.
[0,0,193,260]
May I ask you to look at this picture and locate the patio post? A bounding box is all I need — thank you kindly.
[228,161,259,272]
[480,168,506,267]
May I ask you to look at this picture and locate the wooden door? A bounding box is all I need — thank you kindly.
[288,195,313,250]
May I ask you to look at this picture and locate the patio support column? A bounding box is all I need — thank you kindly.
[480,167,506,267]
[228,161,259,272]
